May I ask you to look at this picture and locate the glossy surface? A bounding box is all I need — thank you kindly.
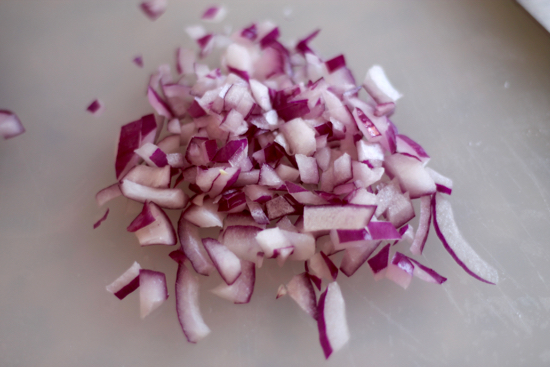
[1,1,550,366]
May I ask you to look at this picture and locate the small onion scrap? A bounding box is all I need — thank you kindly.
[98,10,498,359]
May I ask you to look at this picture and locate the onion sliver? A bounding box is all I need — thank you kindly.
[317,282,350,359]
[175,262,211,343]
[433,193,498,284]
[139,269,169,318]
[178,217,214,276]
[0,110,25,139]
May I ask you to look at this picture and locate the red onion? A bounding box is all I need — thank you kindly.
[93,208,110,229]
[0,110,25,139]
[86,99,104,116]
[286,273,318,319]
[98,10,498,359]
[139,0,167,21]
[201,5,227,23]
[139,269,169,318]
[317,282,350,359]
[133,55,144,68]
[174,260,211,343]
[106,261,141,300]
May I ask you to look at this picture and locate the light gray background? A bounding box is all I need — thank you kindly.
[1,1,550,366]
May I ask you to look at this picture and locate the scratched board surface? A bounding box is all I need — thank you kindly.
[1,1,549,366]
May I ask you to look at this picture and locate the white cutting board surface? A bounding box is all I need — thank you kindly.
[1,1,550,366]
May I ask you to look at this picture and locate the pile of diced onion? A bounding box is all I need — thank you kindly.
[96,6,498,359]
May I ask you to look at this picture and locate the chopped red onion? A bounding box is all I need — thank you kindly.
[222,225,263,264]
[0,110,25,140]
[122,165,171,188]
[120,179,188,209]
[86,99,104,116]
[433,193,498,284]
[139,269,168,318]
[106,261,141,300]
[183,199,225,228]
[140,0,167,21]
[276,284,287,299]
[363,65,402,104]
[201,5,227,23]
[385,252,414,289]
[286,273,318,319]
[303,205,375,231]
[96,183,122,207]
[93,208,110,229]
[127,202,155,232]
[211,260,255,303]
[325,54,346,73]
[426,167,453,195]
[368,243,390,280]
[175,262,211,343]
[133,55,144,68]
[98,11,497,357]
[178,217,214,276]
[202,238,242,285]
[133,202,177,246]
[340,240,381,277]
[317,282,350,359]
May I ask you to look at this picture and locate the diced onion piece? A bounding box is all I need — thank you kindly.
[133,55,144,68]
[279,118,316,156]
[385,252,414,289]
[120,179,188,209]
[134,202,177,246]
[363,65,402,104]
[340,240,381,277]
[96,183,122,207]
[139,269,169,318]
[202,238,242,285]
[368,243,390,280]
[303,205,375,231]
[175,262,211,343]
[211,260,255,304]
[409,258,447,284]
[201,5,227,22]
[384,153,436,199]
[317,282,350,359]
[122,165,171,188]
[86,99,104,116]
[276,284,287,299]
[286,273,318,319]
[183,199,225,228]
[106,262,141,300]
[0,110,25,140]
[255,227,290,258]
[178,217,214,276]
[140,0,167,21]
[426,167,453,195]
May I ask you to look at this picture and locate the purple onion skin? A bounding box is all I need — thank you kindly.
[114,276,140,300]
[93,208,110,229]
[368,243,390,274]
[317,288,333,359]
